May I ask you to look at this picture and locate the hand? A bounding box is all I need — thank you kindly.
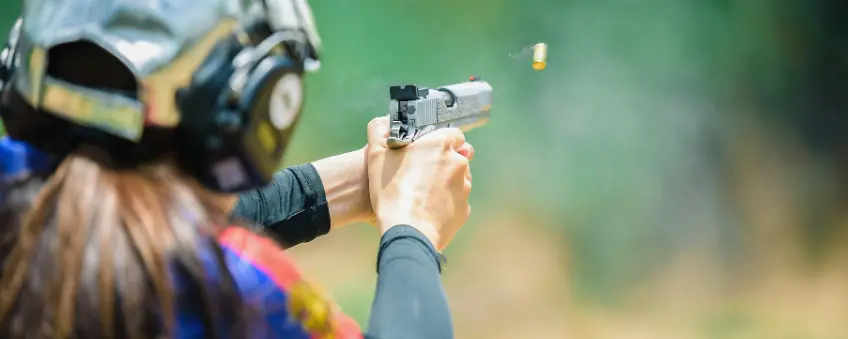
[366,116,475,251]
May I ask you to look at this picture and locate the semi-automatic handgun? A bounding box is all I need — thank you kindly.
[387,76,492,148]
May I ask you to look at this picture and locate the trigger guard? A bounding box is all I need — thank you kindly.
[386,137,411,149]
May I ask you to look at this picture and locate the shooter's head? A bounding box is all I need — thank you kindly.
[0,0,322,192]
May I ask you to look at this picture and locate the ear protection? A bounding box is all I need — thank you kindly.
[0,4,320,193]
[175,17,314,192]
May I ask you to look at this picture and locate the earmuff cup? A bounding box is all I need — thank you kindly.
[177,32,307,193]
[239,59,304,181]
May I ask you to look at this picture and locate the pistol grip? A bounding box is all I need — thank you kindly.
[386,137,412,149]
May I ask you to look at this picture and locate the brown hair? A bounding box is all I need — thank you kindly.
[0,41,252,338]
[0,149,250,338]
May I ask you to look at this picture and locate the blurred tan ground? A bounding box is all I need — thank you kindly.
[288,124,848,339]
[289,215,848,338]
[289,212,848,339]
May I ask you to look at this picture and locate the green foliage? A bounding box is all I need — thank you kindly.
[0,0,815,307]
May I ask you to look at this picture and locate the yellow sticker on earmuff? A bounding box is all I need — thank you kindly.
[256,121,278,154]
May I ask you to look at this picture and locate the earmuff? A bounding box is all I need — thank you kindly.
[176,17,312,192]
[0,4,320,193]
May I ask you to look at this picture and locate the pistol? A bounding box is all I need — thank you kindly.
[387,76,492,148]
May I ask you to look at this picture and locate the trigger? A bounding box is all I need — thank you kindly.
[390,120,404,139]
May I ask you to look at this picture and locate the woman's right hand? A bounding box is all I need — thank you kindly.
[365,116,474,251]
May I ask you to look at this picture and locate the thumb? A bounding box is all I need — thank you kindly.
[367,116,391,146]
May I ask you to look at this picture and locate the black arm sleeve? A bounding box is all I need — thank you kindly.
[230,164,331,247]
[365,225,454,339]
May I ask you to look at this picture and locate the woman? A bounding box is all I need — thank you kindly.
[0,0,474,338]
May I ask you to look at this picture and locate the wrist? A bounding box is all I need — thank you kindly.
[350,146,373,223]
[377,225,448,274]
[313,147,372,228]
[378,218,442,250]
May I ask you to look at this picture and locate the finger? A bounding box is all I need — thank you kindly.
[451,152,470,175]
[424,127,466,150]
[456,142,475,161]
[454,153,472,195]
[367,116,391,146]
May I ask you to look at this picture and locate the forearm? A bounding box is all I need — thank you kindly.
[366,225,453,339]
[231,164,330,247]
[311,147,372,229]
[231,148,371,247]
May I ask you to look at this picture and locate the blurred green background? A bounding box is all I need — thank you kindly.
[5,0,848,337]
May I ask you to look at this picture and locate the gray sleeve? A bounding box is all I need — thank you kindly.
[365,225,454,339]
[230,163,331,247]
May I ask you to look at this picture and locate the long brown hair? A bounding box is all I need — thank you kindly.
[0,42,251,338]
[0,148,250,338]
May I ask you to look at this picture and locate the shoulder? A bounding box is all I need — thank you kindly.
[216,227,363,339]
[217,227,302,287]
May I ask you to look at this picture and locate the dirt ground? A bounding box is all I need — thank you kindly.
[288,206,848,339]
